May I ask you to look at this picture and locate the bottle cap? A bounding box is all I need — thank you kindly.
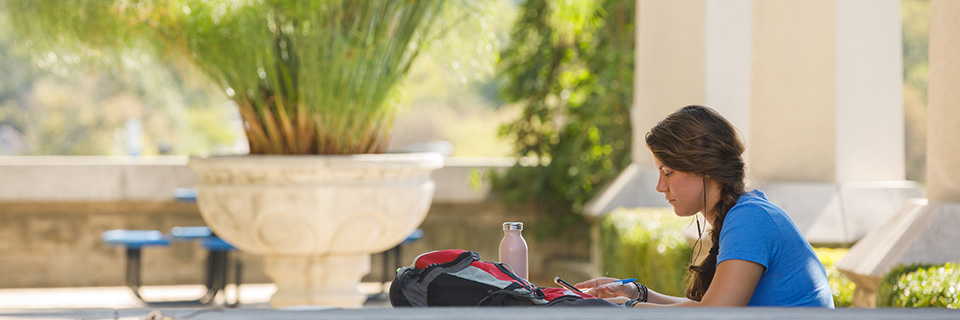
[503,222,523,231]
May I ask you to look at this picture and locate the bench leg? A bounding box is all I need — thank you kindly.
[125,248,145,300]
[225,252,242,308]
[199,250,228,304]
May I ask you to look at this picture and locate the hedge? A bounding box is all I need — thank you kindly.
[878,263,959,308]
[599,208,692,296]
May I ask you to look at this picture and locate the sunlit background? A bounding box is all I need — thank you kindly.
[0,0,951,311]
[0,1,929,180]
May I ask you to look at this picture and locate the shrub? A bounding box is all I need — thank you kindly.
[813,247,854,307]
[599,208,692,296]
[878,263,959,308]
[878,263,933,307]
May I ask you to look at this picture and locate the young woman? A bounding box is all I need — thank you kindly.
[575,105,834,308]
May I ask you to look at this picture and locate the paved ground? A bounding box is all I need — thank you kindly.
[0,283,957,320]
[0,283,390,310]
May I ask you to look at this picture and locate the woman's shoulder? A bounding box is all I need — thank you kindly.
[726,190,795,229]
[729,190,779,217]
[728,189,796,229]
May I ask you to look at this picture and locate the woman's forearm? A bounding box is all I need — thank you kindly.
[644,289,693,305]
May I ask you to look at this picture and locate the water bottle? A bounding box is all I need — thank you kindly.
[499,222,528,280]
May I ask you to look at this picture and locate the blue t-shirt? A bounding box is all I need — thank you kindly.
[717,190,834,307]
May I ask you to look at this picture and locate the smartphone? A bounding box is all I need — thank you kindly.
[554,276,584,293]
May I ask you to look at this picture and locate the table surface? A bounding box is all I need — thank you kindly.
[2,306,958,320]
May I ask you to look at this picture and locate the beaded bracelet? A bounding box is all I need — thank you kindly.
[633,282,648,302]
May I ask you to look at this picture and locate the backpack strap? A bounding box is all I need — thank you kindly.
[479,287,539,306]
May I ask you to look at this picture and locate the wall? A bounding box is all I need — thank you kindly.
[0,156,588,288]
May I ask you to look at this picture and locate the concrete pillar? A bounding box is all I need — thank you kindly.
[750,0,838,183]
[705,0,753,147]
[837,0,960,308]
[750,0,903,183]
[748,0,921,245]
[587,0,752,215]
[926,1,960,204]
[632,0,706,168]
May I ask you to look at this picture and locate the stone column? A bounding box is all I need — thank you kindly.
[631,0,707,167]
[926,2,960,204]
[751,0,904,183]
[749,0,921,245]
[837,0,960,307]
[705,0,753,147]
[586,0,753,215]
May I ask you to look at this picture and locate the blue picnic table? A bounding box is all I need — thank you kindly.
[101,188,242,307]
[102,226,241,307]
[102,188,423,307]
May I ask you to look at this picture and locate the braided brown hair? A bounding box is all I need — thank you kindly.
[644,105,746,301]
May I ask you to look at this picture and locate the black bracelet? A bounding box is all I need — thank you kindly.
[633,282,648,302]
[625,299,640,308]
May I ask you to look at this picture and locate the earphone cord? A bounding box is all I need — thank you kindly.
[690,177,707,266]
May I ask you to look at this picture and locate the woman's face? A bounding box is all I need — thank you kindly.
[654,158,707,218]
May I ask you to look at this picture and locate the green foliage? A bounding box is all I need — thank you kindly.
[902,0,930,98]
[5,0,494,155]
[813,247,854,307]
[878,263,934,307]
[902,0,930,183]
[599,208,692,297]
[878,263,958,308]
[493,0,633,237]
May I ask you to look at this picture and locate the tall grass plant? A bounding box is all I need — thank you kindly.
[6,0,493,154]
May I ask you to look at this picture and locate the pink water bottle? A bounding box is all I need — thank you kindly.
[499,222,528,279]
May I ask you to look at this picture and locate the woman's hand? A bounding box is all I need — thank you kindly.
[574,277,638,299]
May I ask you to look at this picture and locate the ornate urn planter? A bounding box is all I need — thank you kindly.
[188,153,442,307]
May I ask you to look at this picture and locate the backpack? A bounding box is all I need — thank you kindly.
[389,249,620,307]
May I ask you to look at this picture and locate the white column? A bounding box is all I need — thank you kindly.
[705,0,752,147]
[750,0,838,183]
[835,0,905,182]
[838,0,960,308]
[750,0,903,182]
[926,0,960,203]
[631,0,706,167]
[748,0,919,245]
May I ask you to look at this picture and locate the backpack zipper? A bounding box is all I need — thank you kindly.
[494,263,536,292]
[416,251,478,283]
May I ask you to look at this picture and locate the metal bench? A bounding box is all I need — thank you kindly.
[102,228,241,307]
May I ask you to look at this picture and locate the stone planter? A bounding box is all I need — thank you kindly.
[188,153,443,307]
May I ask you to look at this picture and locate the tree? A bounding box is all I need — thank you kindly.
[0,4,241,156]
[494,0,634,237]
[902,0,930,183]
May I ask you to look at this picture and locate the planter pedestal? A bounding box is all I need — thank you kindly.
[264,254,370,308]
[188,153,442,308]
